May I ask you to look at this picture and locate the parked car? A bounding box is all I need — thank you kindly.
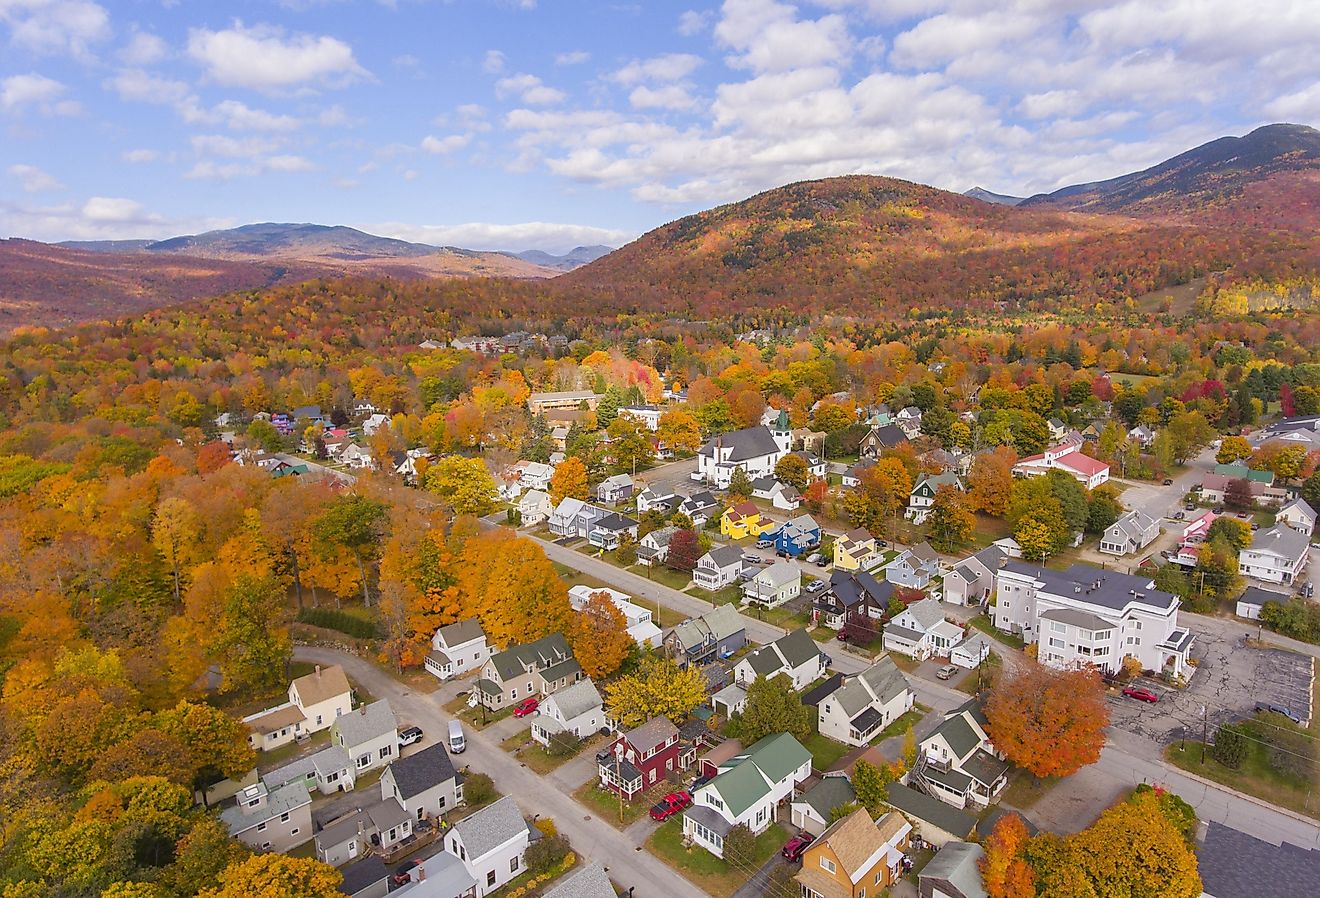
[1163,478,1174,485]
[1237,511,1252,520]
[936,664,958,680]
[398,725,424,747]
[1251,523,1260,531]
[1122,686,1159,703]
[814,555,830,568]
[1255,702,1302,723]
[649,790,693,822]
[805,552,823,564]
[756,538,775,549]
[1172,511,1185,520]
[781,832,816,861]
[742,552,761,565]
[390,860,423,887]
[512,697,540,718]
[1184,503,1196,512]
[1213,505,1224,513]
[805,580,826,594]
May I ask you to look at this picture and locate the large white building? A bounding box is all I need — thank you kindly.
[1239,524,1310,585]
[993,562,1194,679]
[696,416,792,488]
[1012,442,1110,489]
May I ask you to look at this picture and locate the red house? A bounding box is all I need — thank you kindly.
[596,717,680,799]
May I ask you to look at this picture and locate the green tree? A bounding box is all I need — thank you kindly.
[852,759,894,813]
[1085,485,1124,534]
[1014,499,1069,561]
[423,455,498,515]
[775,454,811,490]
[1205,517,1251,552]
[1165,411,1216,464]
[1211,723,1247,768]
[213,575,291,695]
[732,674,812,745]
[926,484,975,551]
[312,494,389,605]
[727,466,753,501]
[723,824,756,864]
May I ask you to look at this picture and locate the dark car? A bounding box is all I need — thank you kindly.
[390,859,422,887]
[815,556,830,568]
[649,790,693,822]
[512,697,540,718]
[781,832,815,861]
[1122,685,1159,703]
[1255,702,1302,723]
[1163,478,1174,485]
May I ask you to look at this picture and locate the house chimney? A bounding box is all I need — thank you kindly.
[418,865,425,882]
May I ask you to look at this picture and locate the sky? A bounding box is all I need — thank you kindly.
[2,1,1319,253]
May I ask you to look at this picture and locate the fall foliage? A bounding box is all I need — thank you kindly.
[984,663,1109,778]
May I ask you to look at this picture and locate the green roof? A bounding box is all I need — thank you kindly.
[930,713,979,762]
[710,732,812,817]
[710,757,773,817]
[738,732,812,783]
[883,783,976,838]
[1214,463,1273,483]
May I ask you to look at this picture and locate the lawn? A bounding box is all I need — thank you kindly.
[634,564,695,591]
[501,728,598,776]
[1164,737,1318,819]
[573,783,650,828]
[956,654,1003,695]
[647,819,791,898]
[687,584,744,606]
[809,626,835,642]
[443,696,514,731]
[1000,771,1062,810]
[257,728,331,771]
[967,614,1024,650]
[803,731,853,770]
[870,703,930,745]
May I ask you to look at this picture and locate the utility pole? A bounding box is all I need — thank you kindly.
[1200,704,1207,763]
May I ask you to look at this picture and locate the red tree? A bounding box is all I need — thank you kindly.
[666,529,701,572]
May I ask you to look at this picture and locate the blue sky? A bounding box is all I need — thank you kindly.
[2,0,1319,252]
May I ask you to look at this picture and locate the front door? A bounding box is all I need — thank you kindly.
[348,840,358,859]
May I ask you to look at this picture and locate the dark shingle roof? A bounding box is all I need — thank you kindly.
[883,783,976,838]
[699,425,783,462]
[999,562,1178,613]
[337,856,389,896]
[1198,822,1320,898]
[387,742,457,799]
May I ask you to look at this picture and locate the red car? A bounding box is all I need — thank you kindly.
[781,832,815,861]
[649,790,693,822]
[512,697,540,718]
[1122,685,1159,704]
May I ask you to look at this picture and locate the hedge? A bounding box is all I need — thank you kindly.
[295,608,380,639]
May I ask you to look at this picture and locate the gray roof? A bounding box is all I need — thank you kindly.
[684,803,734,838]
[797,776,856,820]
[866,424,909,449]
[546,678,603,720]
[743,628,821,677]
[1250,524,1310,561]
[390,850,477,897]
[883,783,976,838]
[920,842,988,898]
[1280,496,1317,522]
[623,716,678,755]
[436,618,484,648]
[333,700,397,749]
[930,711,981,762]
[961,749,1010,788]
[544,863,617,898]
[699,425,783,462]
[316,807,373,851]
[489,633,575,682]
[366,797,411,833]
[452,795,529,859]
[221,780,311,834]
[593,512,639,532]
[1107,509,1157,542]
[1198,821,1320,898]
[264,744,350,787]
[386,742,458,799]
[1039,607,1115,631]
[754,559,800,589]
[703,545,745,568]
[644,526,680,549]
[337,856,389,897]
[999,562,1178,613]
[902,598,947,631]
[1238,585,1290,608]
[669,604,745,651]
[832,655,910,717]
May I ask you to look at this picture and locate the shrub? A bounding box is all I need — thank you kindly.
[524,834,571,875]
[723,823,755,863]
[295,608,380,639]
[463,772,496,807]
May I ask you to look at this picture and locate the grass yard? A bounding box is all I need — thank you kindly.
[499,728,587,776]
[647,819,791,898]
[635,565,695,591]
[574,783,650,828]
[803,731,853,770]
[967,614,1024,650]
[687,584,744,606]
[443,696,514,731]
[257,728,331,771]
[809,626,835,642]
[1000,771,1062,810]
[870,704,931,745]
[1164,736,1319,819]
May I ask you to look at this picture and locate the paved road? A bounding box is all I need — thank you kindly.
[293,646,707,898]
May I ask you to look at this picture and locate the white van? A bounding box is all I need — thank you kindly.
[447,720,465,754]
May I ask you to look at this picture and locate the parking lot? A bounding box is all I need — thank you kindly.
[1107,623,1315,745]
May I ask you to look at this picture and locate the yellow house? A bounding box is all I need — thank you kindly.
[796,808,911,898]
[834,528,880,571]
[721,501,772,540]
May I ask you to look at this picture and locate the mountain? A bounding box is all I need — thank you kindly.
[964,186,1024,205]
[1021,123,1320,228]
[561,174,1310,318]
[513,245,614,271]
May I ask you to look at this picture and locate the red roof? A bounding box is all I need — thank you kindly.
[1056,452,1109,477]
[726,501,759,520]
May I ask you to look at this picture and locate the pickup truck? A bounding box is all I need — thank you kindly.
[649,790,693,822]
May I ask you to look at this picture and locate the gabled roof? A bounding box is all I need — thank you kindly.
[1039,607,1114,631]
[829,569,893,610]
[545,678,603,720]
[725,500,760,520]
[699,425,783,462]
[291,665,352,706]
[742,627,821,676]
[488,633,576,682]
[999,562,1178,613]
[386,742,458,799]
[709,733,811,815]
[883,783,976,838]
[795,776,856,820]
[435,618,484,648]
[543,863,617,898]
[812,808,907,881]
[753,559,800,589]
[333,700,397,748]
[669,604,745,651]
[338,856,390,896]
[592,512,638,532]
[1106,509,1157,541]
[899,597,946,631]
[866,424,909,448]
[832,655,910,717]
[451,796,529,859]
[623,716,678,755]
[1198,821,1320,898]
[920,842,988,898]
[702,545,745,568]
[1247,524,1309,561]
[928,710,981,762]
[1280,496,1317,522]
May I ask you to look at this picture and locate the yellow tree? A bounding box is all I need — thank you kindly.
[568,591,632,679]
[549,456,588,503]
[152,496,200,606]
[657,409,702,455]
[423,455,498,515]
[1068,788,1202,898]
[980,812,1036,898]
[1215,435,1252,465]
[605,656,707,728]
[196,855,342,898]
[454,531,572,649]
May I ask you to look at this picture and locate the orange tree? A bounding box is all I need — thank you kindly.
[984,662,1109,778]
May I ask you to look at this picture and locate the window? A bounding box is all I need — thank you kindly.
[261,841,271,850]
[316,714,324,726]
[357,755,371,769]
[510,857,520,873]
[1051,621,1066,633]
[290,828,300,836]
[1048,638,1064,649]
[280,812,290,823]
[876,870,884,884]
[438,796,446,809]
[379,746,392,759]
[820,857,836,874]
[487,871,496,887]
[256,822,267,832]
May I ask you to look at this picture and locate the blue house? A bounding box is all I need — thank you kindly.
[771,514,822,558]
[884,541,943,589]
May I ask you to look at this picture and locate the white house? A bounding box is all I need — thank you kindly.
[696,418,791,488]
[683,733,813,858]
[816,655,914,747]
[530,678,605,747]
[908,472,961,525]
[516,489,554,527]
[515,460,555,492]
[942,546,1005,607]
[379,742,464,822]
[691,545,745,591]
[362,413,392,436]
[444,796,531,897]
[636,526,679,568]
[620,406,663,431]
[949,632,994,669]
[1099,510,1160,557]
[993,562,1194,679]
[1236,585,1289,621]
[733,628,827,691]
[567,584,662,648]
[1276,497,1317,537]
[332,700,400,777]
[883,599,964,661]
[742,559,801,608]
[911,699,1009,810]
[292,665,353,733]
[547,498,607,539]
[425,619,490,682]
[635,486,678,514]
[1239,524,1310,585]
[1012,441,1110,489]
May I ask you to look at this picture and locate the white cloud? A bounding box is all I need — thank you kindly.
[187,23,367,92]
[715,0,852,73]
[105,69,191,105]
[0,195,233,242]
[213,99,300,131]
[678,9,712,35]
[123,149,159,163]
[83,196,148,222]
[0,0,109,59]
[496,73,566,105]
[1017,89,1082,120]
[8,163,62,192]
[612,53,703,85]
[0,72,78,114]
[421,133,471,154]
[555,50,589,65]
[1267,82,1320,121]
[367,220,632,253]
[630,85,699,111]
[190,134,282,157]
[483,49,506,73]
[889,12,1041,70]
[119,30,167,66]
